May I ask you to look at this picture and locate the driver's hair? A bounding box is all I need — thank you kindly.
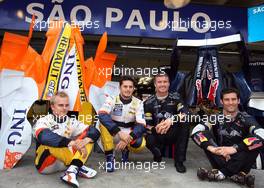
[50,91,68,105]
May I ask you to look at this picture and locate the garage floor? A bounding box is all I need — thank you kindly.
[0,140,263,188]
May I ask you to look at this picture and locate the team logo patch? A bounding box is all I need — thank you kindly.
[145,113,152,117]
[51,124,59,131]
[113,104,123,116]
[129,107,136,114]
[198,132,208,142]
[145,112,152,120]
[243,137,257,146]
[164,112,172,118]
[177,103,184,111]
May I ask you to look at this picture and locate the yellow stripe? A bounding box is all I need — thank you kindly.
[76,50,87,102]
[200,137,208,142]
[243,138,254,146]
[128,137,146,153]
[42,23,71,100]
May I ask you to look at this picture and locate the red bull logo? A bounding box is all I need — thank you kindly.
[243,137,257,146]
[207,79,219,104]
[198,132,208,142]
[196,79,203,103]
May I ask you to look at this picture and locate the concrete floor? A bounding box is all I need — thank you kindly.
[0,141,263,188]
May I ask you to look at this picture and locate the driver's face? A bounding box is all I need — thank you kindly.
[120,80,134,98]
[221,93,239,114]
[155,76,170,94]
[51,96,69,117]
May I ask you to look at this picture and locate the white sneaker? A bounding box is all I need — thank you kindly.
[61,165,79,188]
[78,165,97,179]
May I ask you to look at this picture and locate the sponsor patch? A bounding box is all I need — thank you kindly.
[198,132,208,142]
[243,137,257,146]
[177,103,184,111]
[145,112,152,120]
[113,104,123,116]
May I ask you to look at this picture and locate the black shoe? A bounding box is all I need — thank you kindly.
[175,162,186,173]
[245,174,255,188]
[197,167,208,180]
[197,168,225,182]
[207,169,225,181]
[230,172,255,188]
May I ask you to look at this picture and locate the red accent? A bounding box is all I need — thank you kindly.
[130,140,136,145]
[35,128,45,139]
[196,79,203,104]
[249,143,263,150]
[172,144,175,159]
[98,110,109,114]
[71,127,91,153]
[207,79,219,104]
[38,155,57,173]
[72,147,77,154]
[69,143,77,154]
[78,127,90,140]
[129,127,137,145]
[248,137,257,142]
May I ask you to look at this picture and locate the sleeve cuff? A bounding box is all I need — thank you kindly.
[87,127,101,142]
[237,142,248,152]
[111,126,121,135]
[201,142,211,150]
[59,137,72,147]
[130,132,137,140]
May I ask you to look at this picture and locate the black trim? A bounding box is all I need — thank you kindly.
[119,95,132,104]
[111,126,121,135]
[35,149,51,170]
[86,126,100,142]
[114,121,135,128]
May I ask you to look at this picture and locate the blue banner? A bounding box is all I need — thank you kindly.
[248,4,264,42]
[0,0,247,40]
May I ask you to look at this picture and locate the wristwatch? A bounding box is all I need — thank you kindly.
[232,144,239,151]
